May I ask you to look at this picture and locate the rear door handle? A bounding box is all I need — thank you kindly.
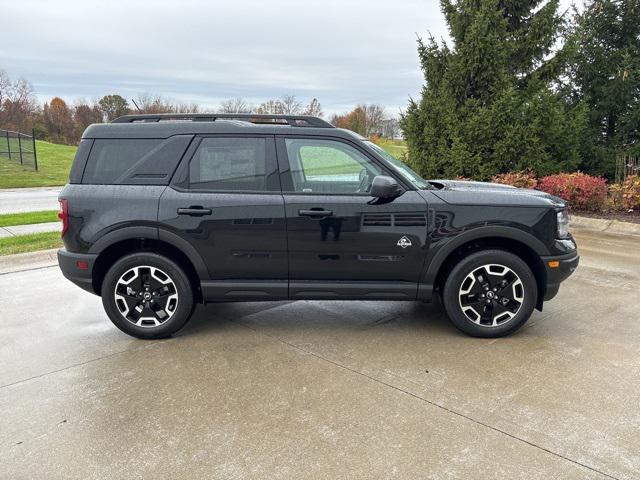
[298,209,334,218]
[177,206,212,216]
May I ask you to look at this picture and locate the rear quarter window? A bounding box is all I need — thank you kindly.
[82,139,162,184]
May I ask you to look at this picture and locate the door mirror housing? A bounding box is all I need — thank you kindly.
[369,175,401,199]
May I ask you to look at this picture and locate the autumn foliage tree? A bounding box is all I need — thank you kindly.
[43,97,74,144]
[330,104,387,136]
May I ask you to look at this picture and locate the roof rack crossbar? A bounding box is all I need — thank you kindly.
[112,113,333,128]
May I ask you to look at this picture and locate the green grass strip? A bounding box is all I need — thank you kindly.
[0,210,59,227]
[0,231,62,256]
[0,140,76,189]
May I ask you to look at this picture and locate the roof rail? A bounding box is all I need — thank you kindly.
[112,113,334,128]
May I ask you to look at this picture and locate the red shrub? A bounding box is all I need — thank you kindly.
[491,171,538,189]
[537,173,607,212]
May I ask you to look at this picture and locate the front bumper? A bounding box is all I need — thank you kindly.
[541,250,580,301]
[57,249,98,295]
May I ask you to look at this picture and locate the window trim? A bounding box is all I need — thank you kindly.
[275,135,409,196]
[171,134,281,194]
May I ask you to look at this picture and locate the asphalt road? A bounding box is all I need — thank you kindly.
[1,229,638,479]
[0,186,62,214]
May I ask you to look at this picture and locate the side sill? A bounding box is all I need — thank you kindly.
[290,281,417,300]
[202,280,288,301]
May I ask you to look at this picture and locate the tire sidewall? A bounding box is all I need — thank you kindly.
[443,250,537,337]
[101,252,194,339]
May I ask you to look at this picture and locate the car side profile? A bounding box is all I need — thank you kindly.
[57,113,579,339]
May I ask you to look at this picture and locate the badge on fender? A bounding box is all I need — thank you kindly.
[397,236,412,248]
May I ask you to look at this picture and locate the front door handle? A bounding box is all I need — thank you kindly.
[298,209,334,218]
[177,206,212,216]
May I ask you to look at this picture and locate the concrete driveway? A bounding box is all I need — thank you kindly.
[0,229,638,480]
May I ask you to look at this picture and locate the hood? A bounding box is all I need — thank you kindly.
[427,180,566,208]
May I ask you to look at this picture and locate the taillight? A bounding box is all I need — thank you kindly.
[58,199,68,237]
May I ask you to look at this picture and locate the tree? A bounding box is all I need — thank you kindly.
[303,98,323,117]
[98,94,129,121]
[255,99,284,115]
[73,101,103,141]
[401,0,586,180]
[567,0,640,177]
[219,98,252,113]
[330,104,387,136]
[280,95,302,114]
[43,97,74,143]
[0,71,38,132]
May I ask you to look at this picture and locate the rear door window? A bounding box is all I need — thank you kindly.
[82,139,161,184]
[188,137,279,192]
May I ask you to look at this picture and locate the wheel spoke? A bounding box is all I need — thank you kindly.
[114,265,179,329]
[458,263,525,328]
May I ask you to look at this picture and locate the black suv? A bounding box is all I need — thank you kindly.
[58,113,579,339]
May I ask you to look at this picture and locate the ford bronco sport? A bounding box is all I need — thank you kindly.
[57,113,579,339]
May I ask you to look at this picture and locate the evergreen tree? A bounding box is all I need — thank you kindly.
[402,0,586,180]
[567,0,640,177]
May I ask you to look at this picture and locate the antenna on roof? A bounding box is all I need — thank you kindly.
[131,98,141,111]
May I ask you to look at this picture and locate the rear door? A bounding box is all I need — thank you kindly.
[159,135,288,299]
[277,136,429,300]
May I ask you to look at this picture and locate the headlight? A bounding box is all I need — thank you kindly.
[557,210,570,238]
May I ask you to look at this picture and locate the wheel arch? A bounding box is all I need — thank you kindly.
[425,228,548,310]
[90,228,207,302]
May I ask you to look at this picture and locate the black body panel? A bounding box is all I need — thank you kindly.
[59,118,578,306]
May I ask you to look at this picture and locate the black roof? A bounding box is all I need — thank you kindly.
[83,113,365,140]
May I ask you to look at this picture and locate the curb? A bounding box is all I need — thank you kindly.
[571,215,640,237]
[0,248,59,275]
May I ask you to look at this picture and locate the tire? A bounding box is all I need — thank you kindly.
[101,252,195,339]
[442,249,537,338]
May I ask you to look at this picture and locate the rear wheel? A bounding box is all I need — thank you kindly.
[442,249,537,337]
[101,252,194,339]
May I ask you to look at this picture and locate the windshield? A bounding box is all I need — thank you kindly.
[364,141,431,189]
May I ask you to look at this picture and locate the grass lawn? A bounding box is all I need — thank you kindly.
[0,140,77,189]
[0,231,62,256]
[376,138,408,159]
[299,139,409,176]
[0,210,59,227]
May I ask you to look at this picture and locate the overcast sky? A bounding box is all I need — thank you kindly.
[1,0,572,117]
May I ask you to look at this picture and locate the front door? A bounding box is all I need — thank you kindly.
[159,135,288,299]
[277,136,429,300]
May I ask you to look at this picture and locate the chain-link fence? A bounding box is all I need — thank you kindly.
[0,128,38,171]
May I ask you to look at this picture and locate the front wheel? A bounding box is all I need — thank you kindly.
[442,249,537,337]
[101,253,195,339]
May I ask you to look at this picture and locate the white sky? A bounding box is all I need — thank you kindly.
[0,0,573,116]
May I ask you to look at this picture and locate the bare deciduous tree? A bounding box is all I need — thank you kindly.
[255,99,285,115]
[363,104,386,136]
[0,71,39,132]
[280,95,302,114]
[303,98,323,117]
[219,98,252,113]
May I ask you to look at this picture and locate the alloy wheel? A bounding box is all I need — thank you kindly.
[458,263,524,327]
[114,266,179,328]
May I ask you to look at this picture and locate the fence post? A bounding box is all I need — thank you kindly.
[18,134,23,165]
[6,130,10,160]
[32,128,38,171]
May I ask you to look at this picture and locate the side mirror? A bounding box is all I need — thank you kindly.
[369,175,401,199]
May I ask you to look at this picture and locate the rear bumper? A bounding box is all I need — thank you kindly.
[541,251,580,301]
[57,249,98,295]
